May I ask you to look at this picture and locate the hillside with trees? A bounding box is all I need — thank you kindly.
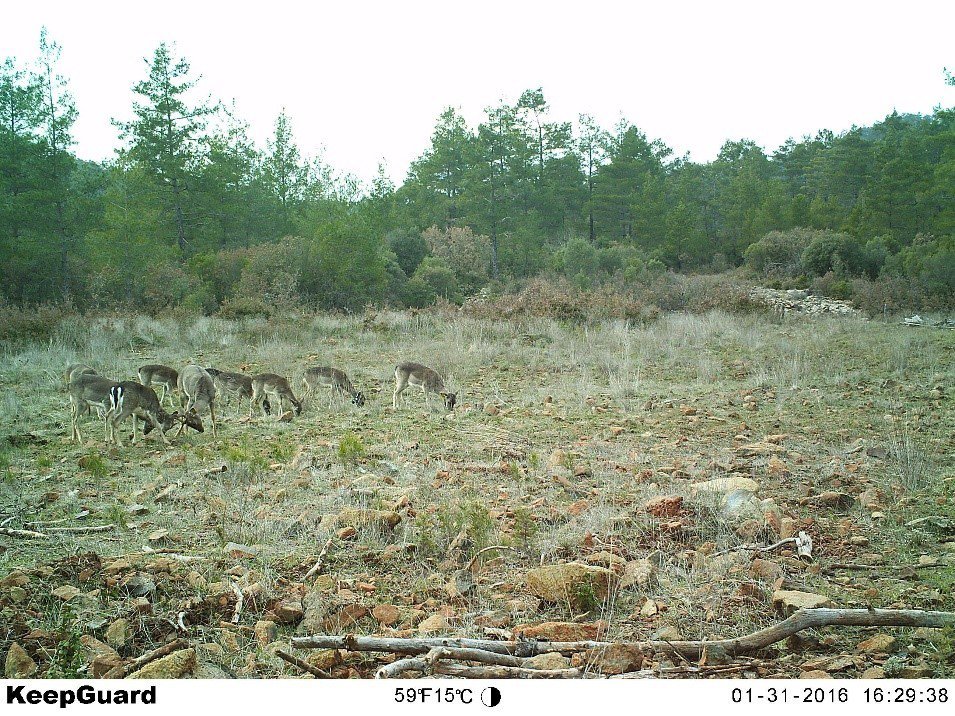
[2,36,953,316]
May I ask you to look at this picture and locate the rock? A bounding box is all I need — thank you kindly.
[773,590,833,614]
[619,559,656,589]
[131,597,152,614]
[127,648,197,679]
[898,662,934,678]
[584,551,626,572]
[105,618,131,649]
[514,621,606,641]
[639,598,658,617]
[307,649,342,671]
[147,529,168,542]
[417,613,449,634]
[323,604,368,632]
[573,464,592,478]
[645,495,683,517]
[800,669,833,679]
[815,491,854,509]
[525,563,614,610]
[720,489,763,522]
[336,526,357,540]
[122,573,156,597]
[9,586,27,603]
[81,635,121,664]
[52,585,81,601]
[548,449,568,467]
[91,652,123,678]
[801,655,855,672]
[300,589,330,634]
[254,620,278,646]
[586,644,645,674]
[0,571,29,588]
[749,558,784,583]
[525,653,572,670]
[4,643,37,678]
[484,404,500,416]
[223,542,259,558]
[193,662,231,679]
[219,631,240,652]
[861,666,885,679]
[691,477,759,495]
[652,625,683,641]
[857,634,897,654]
[372,604,401,626]
[272,598,304,624]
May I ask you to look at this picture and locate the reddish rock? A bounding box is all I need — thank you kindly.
[645,495,683,518]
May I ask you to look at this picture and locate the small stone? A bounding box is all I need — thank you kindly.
[652,625,683,641]
[587,643,645,674]
[525,653,572,670]
[127,648,196,679]
[860,666,885,679]
[147,529,168,542]
[800,669,833,679]
[514,621,606,641]
[484,404,500,416]
[639,598,658,617]
[4,643,37,678]
[525,563,614,610]
[691,477,759,495]
[8,586,27,603]
[619,559,656,589]
[780,517,797,539]
[52,585,81,601]
[307,649,342,671]
[336,526,357,540]
[254,620,278,646]
[857,634,897,653]
[122,573,156,597]
[272,598,304,624]
[566,499,589,516]
[223,542,259,558]
[645,495,683,518]
[372,604,400,626]
[417,614,449,634]
[131,596,152,614]
[105,618,131,649]
[772,590,834,614]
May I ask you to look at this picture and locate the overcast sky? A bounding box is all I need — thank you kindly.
[4,1,954,185]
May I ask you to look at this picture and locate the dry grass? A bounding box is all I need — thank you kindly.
[0,308,953,678]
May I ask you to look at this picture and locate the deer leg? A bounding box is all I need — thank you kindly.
[210,401,217,437]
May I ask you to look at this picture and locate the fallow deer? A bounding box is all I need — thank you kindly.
[205,367,270,418]
[303,367,365,407]
[177,365,218,437]
[107,381,191,446]
[138,364,179,407]
[251,373,302,418]
[68,373,119,443]
[393,362,456,411]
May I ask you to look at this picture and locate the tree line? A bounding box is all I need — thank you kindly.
[2,35,953,315]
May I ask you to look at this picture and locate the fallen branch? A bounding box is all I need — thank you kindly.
[45,524,115,533]
[276,650,331,679]
[0,526,50,539]
[294,608,955,662]
[103,638,189,679]
[434,663,582,679]
[710,532,813,559]
[463,545,518,573]
[304,536,334,581]
[230,581,244,625]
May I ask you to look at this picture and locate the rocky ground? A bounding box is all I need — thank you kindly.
[1,309,953,679]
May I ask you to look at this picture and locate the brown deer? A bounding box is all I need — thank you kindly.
[303,366,365,407]
[251,373,302,418]
[393,362,456,411]
[138,364,180,407]
[177,365,218,437]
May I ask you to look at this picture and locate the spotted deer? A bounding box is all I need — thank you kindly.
[68,373,119,443]
[177,365,218,437]
[251,373,302,418]
[205,367,270,418]
[107,381,196,446]
[138,364,179,407]
[393,362,456,411]
[303,367,365,407]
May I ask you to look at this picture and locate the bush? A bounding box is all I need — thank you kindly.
[800,230,866,276]
[743,228,816,276]
[411,257,459,303]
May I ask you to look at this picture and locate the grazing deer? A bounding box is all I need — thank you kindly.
[205,367,270,418]
[64,364,102,416]
[108,381,193,446]
[178,365,218,437]
[138,364,179,407]
[393,362,457,411]
[303,367,365,407]
[251,373,302,418]
[68,373,119,443]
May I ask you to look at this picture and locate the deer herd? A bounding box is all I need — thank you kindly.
[65,361,457,446]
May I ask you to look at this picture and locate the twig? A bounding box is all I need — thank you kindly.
[0,526,50,539]
[304,536,334,580]
[434,662,582,678]
[103,638,189,679]
[294,608,955,661]
[276,650,331,678]
[230,581,244,625]
[45,524,115,533]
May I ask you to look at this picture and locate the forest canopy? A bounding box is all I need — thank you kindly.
[2,36,953,315]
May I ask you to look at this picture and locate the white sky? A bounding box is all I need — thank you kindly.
[4,0,954,186]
